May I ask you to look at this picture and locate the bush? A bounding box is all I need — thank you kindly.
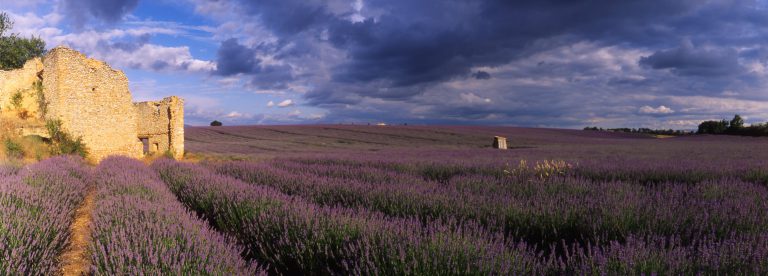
[10,91,22,109]
[4,138,22,158]
[34,80,46,116]
[210,120,223,126]
[45,119,87,158]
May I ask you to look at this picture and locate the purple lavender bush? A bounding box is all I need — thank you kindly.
[203,156,768,274]
[89,157,263,275]
[153,158,540,275]
[0,156,89,274]
[212,159,768,244]
[178,125,768,274]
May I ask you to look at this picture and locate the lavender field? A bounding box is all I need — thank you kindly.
[4,125,768,274]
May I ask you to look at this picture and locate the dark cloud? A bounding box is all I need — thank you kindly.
[150,60,169,71]
[321,0,705,93]
[63,0,139,27]
[214,38,261,76]
[219,0,715,93]
[238,0,331,36]
[639,42,741,76]
[203,0,768,126]
[473,71,492,80]
[104,34,151,52]
[249,64,294,90]
[214,38,294,89]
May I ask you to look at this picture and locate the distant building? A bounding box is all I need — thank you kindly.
[493,136,508,150]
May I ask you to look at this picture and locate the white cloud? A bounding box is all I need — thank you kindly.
[459,92,492,104]
[277,99,294,107]
[664,119,708,128]
[6,11,215,74]
[639,105,674,114]
[267,101,275,107]
[103,44,216,73]
[226,111,243,118]
[350,0,366,22]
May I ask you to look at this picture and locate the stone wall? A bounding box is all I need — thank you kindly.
[0,58,47,137]
[42,46,143,161]
[493,136,508,150]
[134,96,184,159]
[0,46,184,162]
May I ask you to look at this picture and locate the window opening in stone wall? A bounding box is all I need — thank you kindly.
[153,143,159,153]
[140,138,149,154]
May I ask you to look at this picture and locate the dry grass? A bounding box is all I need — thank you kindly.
[57,188,96,276]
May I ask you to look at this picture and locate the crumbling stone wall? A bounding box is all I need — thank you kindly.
[0,58,47,137]
[134,96,184,159]
[42,47,144,161]
[0,46,184,162]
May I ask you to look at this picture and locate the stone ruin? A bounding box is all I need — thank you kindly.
[0,46,184,162]
[493,136,507,150]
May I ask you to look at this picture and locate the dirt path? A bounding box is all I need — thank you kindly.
[58,188,96,275]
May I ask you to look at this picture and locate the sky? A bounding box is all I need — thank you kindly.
[3,0,768,128]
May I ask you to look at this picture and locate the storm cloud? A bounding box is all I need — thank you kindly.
[214,38,261,76]
[62,0,139,27]
[191,0,768,127]
[639,41,742,76]
[22,0,767,127]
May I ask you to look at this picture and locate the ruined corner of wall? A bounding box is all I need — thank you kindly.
[134,95,184,160]
[3,46,185,163]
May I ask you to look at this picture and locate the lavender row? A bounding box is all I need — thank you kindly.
[152,159,540,275]
[0,156,89,274]
[89,157,262,275]
[161,158,768,274]
[553,233,768,274]
[213,159,768,252]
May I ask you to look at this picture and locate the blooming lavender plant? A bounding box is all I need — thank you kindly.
[153,159,540,275]
[0,156,88,274]
[199,153,768,274]
[89,157,263,275]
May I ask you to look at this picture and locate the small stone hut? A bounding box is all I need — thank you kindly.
[0,46,184,162]
[493,136,508,150]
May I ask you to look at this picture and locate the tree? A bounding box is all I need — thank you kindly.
[729,114,744,130]
[697,120,729,134]
[210,120,223,126]
[0,12,46,70]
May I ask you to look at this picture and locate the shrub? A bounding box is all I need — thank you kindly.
[45,119,87,158]
[210,120,223,126]
[3,138,22,158]
[10,91,22,110]
[34,80,46,116]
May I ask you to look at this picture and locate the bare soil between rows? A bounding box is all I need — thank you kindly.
[58,188,96,275]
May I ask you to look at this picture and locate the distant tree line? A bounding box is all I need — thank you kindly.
[584,114,768,137]
[697,114,768,136]
[583,126,694,136]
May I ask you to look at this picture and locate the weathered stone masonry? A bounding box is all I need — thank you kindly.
[0,46,184,162]
[134,96,184,159]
